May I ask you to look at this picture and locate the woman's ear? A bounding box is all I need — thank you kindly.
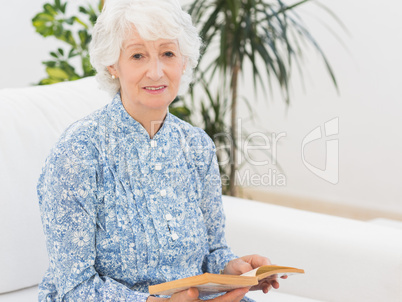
[107,65,117,77]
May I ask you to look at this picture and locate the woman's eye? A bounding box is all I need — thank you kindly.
[164,51,175,57]
[132,53,143,59]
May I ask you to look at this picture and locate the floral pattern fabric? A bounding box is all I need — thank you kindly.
[37,93,239,301]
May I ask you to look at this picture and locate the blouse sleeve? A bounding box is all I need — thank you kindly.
[37,130,149,302]
[199,135,238,274]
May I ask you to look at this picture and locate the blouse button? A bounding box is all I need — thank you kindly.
[160,189,167,197]
[155,163,162,170]
[151,140,157,147]
[171,233,179,241]
[165,213,172,221]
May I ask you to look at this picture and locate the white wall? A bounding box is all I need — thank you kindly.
[236,0,402,215]
[1,0,401,215]
[0,1,56,88]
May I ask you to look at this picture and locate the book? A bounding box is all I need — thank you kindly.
[148,265,304,297]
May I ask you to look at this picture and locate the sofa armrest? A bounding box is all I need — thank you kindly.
[0,77,110,294]
[222,196,402,302]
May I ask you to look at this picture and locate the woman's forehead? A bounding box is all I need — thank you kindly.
[122,30,179,50]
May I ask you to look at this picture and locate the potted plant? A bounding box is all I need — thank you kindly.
[187,0,341,195]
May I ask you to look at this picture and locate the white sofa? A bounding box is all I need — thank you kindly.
[1,78,401,302]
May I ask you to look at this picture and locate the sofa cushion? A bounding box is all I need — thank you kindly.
[223,195,402,302]
[0,78,110,293]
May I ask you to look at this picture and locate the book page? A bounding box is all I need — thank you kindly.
[240,268,259,277]
[240,268,281,279]
[240,266,304,279]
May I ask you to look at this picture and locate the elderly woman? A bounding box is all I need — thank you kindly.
[37,0,280,301]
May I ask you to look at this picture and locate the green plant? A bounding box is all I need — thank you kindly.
[187,0,342,195]
[32,0,102,84]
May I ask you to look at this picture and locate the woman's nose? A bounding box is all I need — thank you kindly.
[146,58,163,81]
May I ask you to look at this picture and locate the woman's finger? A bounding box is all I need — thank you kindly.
[271,279,280,289]
[169,287,199,301]
[211,288,249,302]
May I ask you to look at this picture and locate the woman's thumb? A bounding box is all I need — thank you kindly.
[237,259,253,274]
[186,287,199,299]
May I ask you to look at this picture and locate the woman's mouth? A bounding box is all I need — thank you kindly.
[143,85,166,92]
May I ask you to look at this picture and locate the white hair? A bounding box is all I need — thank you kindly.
[89,0,201,96]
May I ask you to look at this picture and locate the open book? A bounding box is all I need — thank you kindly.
[148,265,304,297]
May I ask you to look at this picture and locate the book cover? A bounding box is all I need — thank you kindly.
[149,265,304,297]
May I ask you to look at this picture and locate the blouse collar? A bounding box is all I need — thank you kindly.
[110,92,173,141]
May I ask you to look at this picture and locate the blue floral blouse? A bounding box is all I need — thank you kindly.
[37,93,239,301]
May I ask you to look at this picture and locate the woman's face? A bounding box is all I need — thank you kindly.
[109,29,186,116]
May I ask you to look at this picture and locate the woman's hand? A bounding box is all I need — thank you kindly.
[223,254,285,294]
[147,287,249,302]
